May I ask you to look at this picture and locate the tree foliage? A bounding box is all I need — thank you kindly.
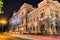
[0,0,3,14]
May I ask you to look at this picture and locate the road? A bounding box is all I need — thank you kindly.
[0,34,31,40]
[0,34,60,40]
[11,34,60,40]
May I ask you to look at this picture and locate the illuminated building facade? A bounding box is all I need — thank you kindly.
[9,0,60,35]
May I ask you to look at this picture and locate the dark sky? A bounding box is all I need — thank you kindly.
[2,0,60,18]
[3,0,42,18]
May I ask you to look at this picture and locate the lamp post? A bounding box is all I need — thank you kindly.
[0,18,7,34]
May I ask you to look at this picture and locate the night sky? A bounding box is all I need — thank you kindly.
[2,0,60,18]
[3,0,43,18]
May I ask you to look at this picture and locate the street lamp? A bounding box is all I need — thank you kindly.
[0,18,7,33]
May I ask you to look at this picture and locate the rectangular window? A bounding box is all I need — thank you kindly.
[33,18,35,22]
[27,10,30,13]
[22,21,23,24]
[40,12,44,18]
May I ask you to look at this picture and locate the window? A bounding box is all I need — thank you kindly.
[55,14,59,18]
[27,10,30,13]
[33,27,35,31]
[40,13,44,18]
[22,21,23,24]
[55,11,59,18]
[30,19,32,22]
[37,17,38,20]
[22,12,23,16]
[33,18,35,22]
[40,24,44,32]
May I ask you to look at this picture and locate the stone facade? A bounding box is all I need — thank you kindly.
[9,0,60,35]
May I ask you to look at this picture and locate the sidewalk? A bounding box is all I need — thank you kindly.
[10,34,60,40]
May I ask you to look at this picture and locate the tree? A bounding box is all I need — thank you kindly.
[0,0,3,14]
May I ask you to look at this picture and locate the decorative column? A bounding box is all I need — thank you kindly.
[51,11,57,34]
[46,7,53,35]
[34,22,37,34]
